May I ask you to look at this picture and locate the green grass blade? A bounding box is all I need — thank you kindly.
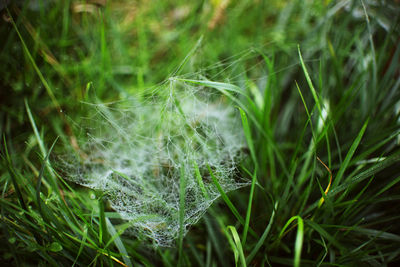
[8,10,60,109]
[305,220,343,250]
[374,175,400,198]
[333,118,369,187]
[361,0,377,90]
[227,226,247,267]
[238,107,257,167]
[98,194,109,246]
[295,82,315,141]
[298,45,322,116]
[72,225,88,267]
[224,225,238,265]
[25,100,57,192]
[241,169,256,246]
[293,217,304,267]
[207,164,244,225]
[278,215,304,267]
[106,218,133,267]
[104,215,159,250]
[204,213,225,265]
[246,202,277,264]
[330,152,400,195]
[25,100,47,158]
[238,107,258,245]
[36,137,59,218]
[207,164,258,239]
[192,160,209,199]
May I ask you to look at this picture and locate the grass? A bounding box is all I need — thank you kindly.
[1,0,400,266]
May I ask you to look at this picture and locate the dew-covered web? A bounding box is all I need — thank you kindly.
[60,48,270,246]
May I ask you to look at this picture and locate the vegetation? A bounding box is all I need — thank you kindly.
[1,0,400,266]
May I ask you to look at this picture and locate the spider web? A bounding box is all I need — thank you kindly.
[59,47,271,246]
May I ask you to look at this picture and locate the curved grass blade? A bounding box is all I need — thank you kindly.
[207,164,258,238]
[246,202,277,264]
[227,226,247,267]
[278,216,304,267]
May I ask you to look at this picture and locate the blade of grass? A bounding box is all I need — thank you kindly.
[361,0,377,91]
[373,175,400,198]
[238,107,257,245]
[277,215,304,267]
[241,169,256,246]
[207,164,258,238]
[104,215,160,250]
[192,160,209,199]
[207,165,243,223]
[206,239,212,267]
[298,45,323,117]
[225,225,238,265]
[295,81,315,141]
[333,118,369,187]
[246,202,277,264]
[25,100,57,192]
[8,9,60,109]
[25,100,47,158]
[330,153,400,196]
[204,213,225,265]
[98,194,109,246]
[238,107,257,167]
[227,226,247,267]
[305,220,343,250]
[72,225,88,267]
[106,218,133,267]
[36,137,59,218]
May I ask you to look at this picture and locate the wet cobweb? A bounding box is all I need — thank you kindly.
[59,78,248,246]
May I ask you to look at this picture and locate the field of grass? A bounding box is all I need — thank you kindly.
[1,0,400,266]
